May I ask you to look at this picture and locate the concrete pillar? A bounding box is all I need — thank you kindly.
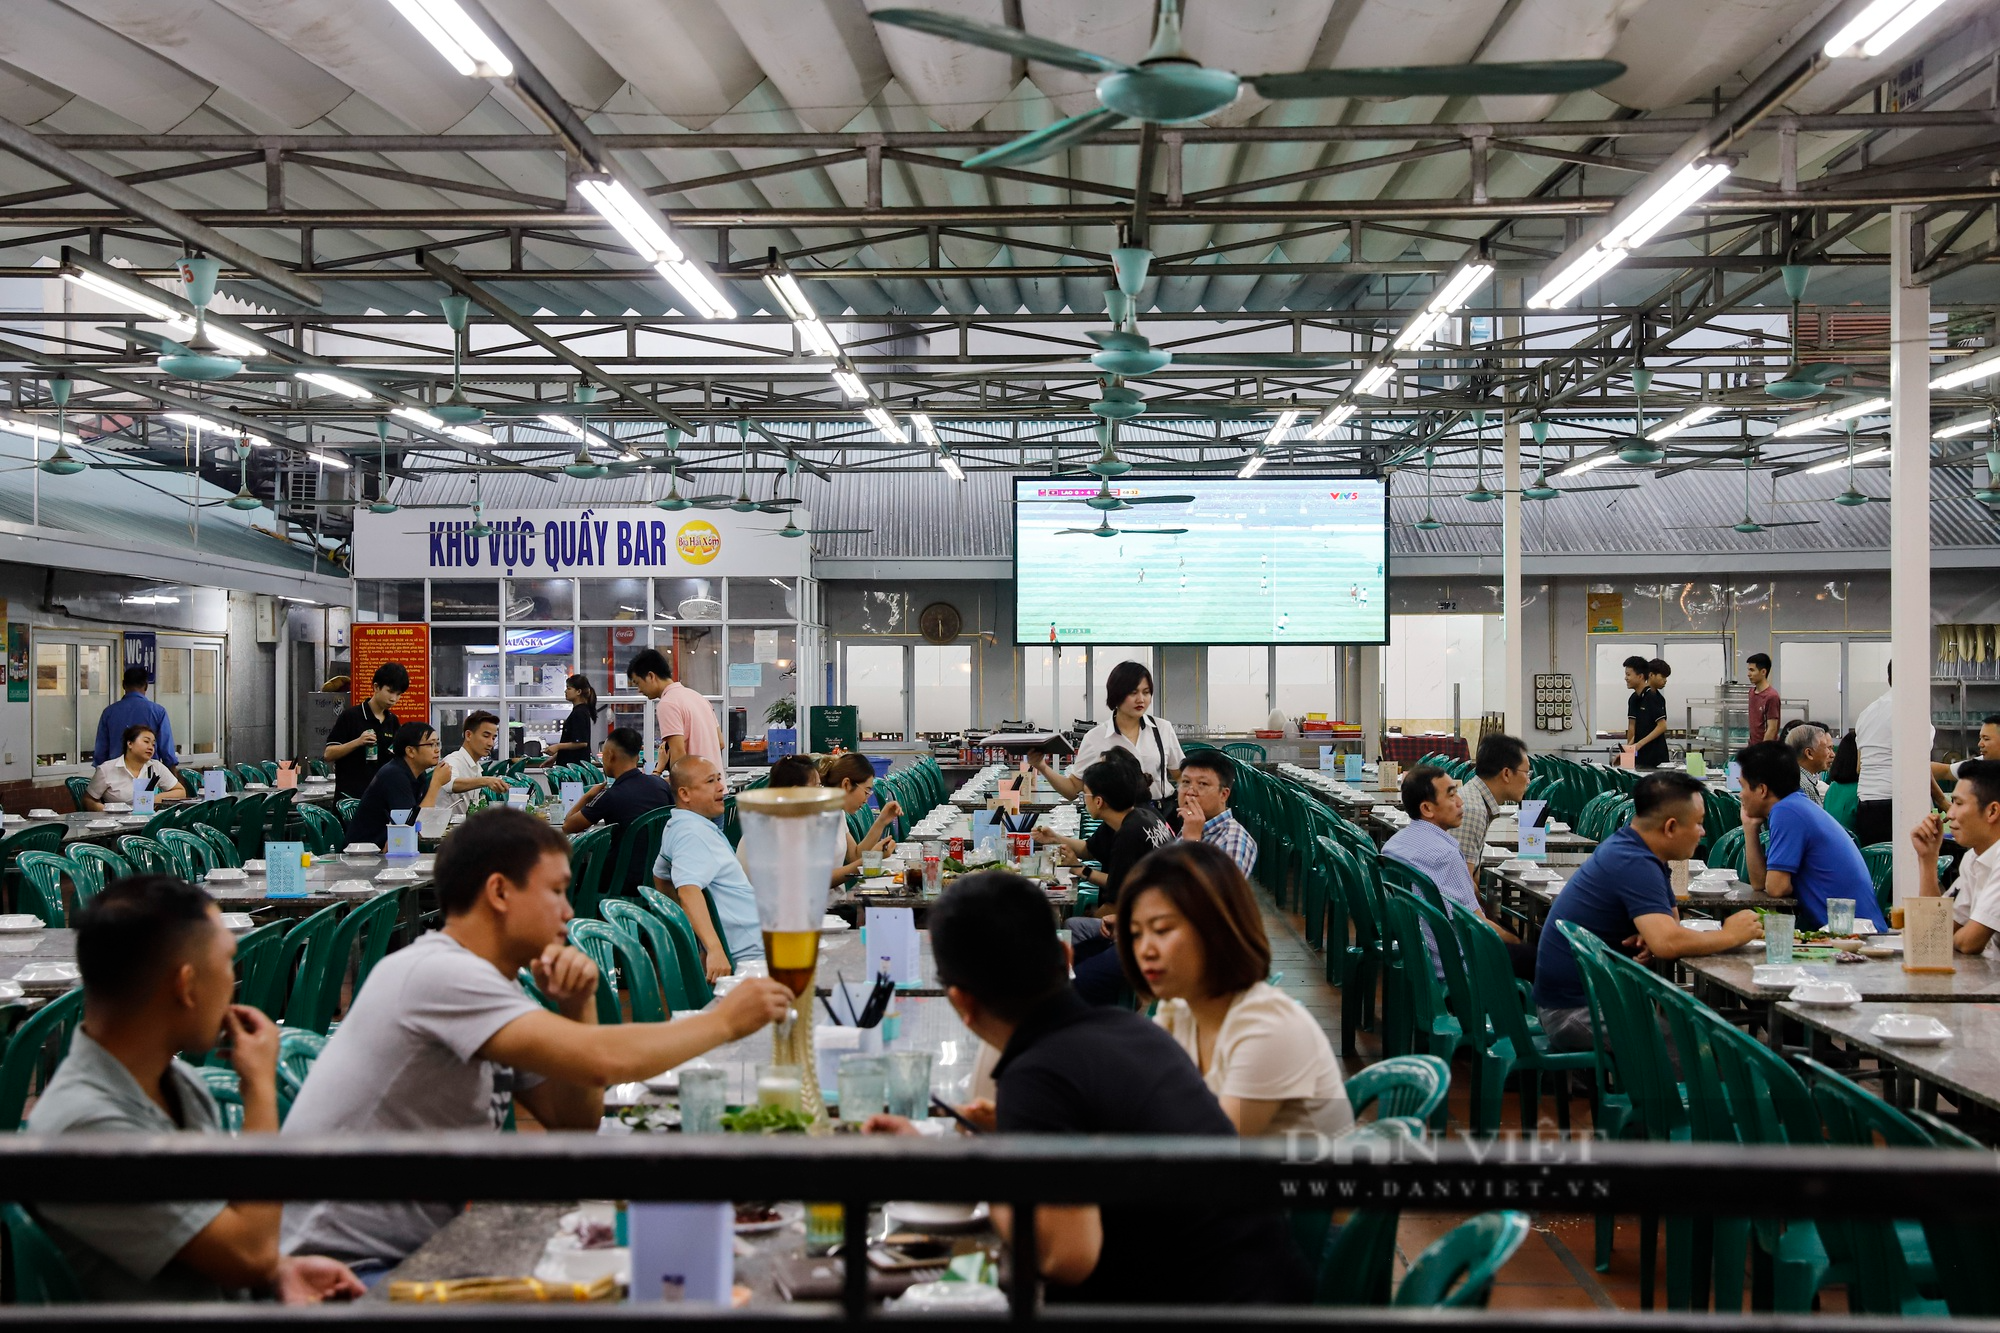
[1359,641,1382,762]
[1889,206,1932,905]
[1502,291,1524,739]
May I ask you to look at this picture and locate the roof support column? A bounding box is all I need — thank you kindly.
[1889,204,1932,907]
[1502,288,1524,741]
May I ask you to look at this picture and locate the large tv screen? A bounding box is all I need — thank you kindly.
[1013,475,1389,645]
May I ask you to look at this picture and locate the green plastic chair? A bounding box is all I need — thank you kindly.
[275,1029,327,1105]
[63,845,127,906]
[1707,826,1747,876]
[0,824,65,901]
[292,802,344,856]
[566,825,614,920]
[274,903,344,1031]
[115,834,175,877]
[189,821,241,869]
[226,792,270,861]
[0,1202,82,1303]
[1395,1211,1531,1308]
[1221,741,1266,762]
[232,919,293,1019]
[297,889,404,1034]
[1378,890,1467,1072]
[1448,906,1592,1137]
[14,851,71,927]
[1313,1205,1404,1306]
[1797,1055,1945,1316]
[62,775,91,811]
[1860,843,1896,916]
[603,900,697,1013]
[640,886,716,1008]
[158,828,218,879]
[0,988,85,1132]
[1322,840,1388,1059]
[604,804,675,902]
[196,1063,250,1130]
[1344,1054,1449,1124]
[569,918,667,1024]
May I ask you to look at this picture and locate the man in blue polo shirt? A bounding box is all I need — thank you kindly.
[93,666,177,769]
[655,755,762,981]
[1738,740,1872,930]
[1534,771,1762,1050]
[562,728,672,893]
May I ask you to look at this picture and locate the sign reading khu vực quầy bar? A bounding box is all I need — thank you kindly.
[348,508,813,580]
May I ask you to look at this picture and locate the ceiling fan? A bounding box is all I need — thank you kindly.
[1056,516,1189,538]
[687,425,804,513]
[1402,451,1498,531]
[1763,265,1858,400]
[1667,454,1817,535]
[1523,422,1640,499]
[871,3,1623,170]
[102,258,246,382]
[1015,473,1195,512]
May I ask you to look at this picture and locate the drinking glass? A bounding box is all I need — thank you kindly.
[1826,898,1856,936]
[755,1063,803,1113]
[1765,912,1795,964]
[804,1202,844,1256]
[678,1067,728,1134]
[861,849,884,876]
[885,1051,933,1119]
[836,1054,888,1120]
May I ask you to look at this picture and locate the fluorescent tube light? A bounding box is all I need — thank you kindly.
[62,267,179,322]
[306,450,352,471]
[0,416,82,446]
[1646,403,1722,442]
[1823,0,1949,56]
[1557,452,1616,478]
[1392,311,1451,351]
[1528,245,1627,309]
[1931,344,2000,391]
[164,411,226,433]
[537,414,587,438]
[909,412,943,450]
[864,406,908,444]
[388,0,514,77]
[577,178,682,264]
[832,369,867,401]
[1306,404,1355,440]
[447,424,496,445]
[295,371,374,400]
[937,449,964,481]
[1601,160,1732,251]
[1773,396,1890,437]
[1262,408,1301,447]
[1238,452,1266,479]
[169,317,261,358]
[392,406,444,430]
[1805,446,1890,475]
[764,272,813,321]
[656,259,734,320]
[1354,365,1394,397]
[1935,414,1991,440]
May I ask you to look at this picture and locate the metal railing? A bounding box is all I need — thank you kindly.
[2,1134,1998,1326]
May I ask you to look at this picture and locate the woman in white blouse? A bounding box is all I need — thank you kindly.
[1031,660,1183,808]
[82,724,184,811]
[1118,840,1353,1138]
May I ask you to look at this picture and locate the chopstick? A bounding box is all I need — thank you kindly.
[929,1096,982,1134]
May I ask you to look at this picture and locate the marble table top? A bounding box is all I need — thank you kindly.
[1777,1000,2000,1113]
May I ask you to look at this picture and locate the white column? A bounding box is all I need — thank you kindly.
[1501,305,1524,739]
[1889,206,1932,906]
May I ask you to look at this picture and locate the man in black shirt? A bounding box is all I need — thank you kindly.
[869,871,1303,1306]
[1060,759,1172,957]
[1623,655,1668,768]
[325,663,408,799]
[346,722,438,846]
[561,728,673,893]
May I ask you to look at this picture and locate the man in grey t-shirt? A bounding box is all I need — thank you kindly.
[281,807,792,1269]
[28,877,361,1304]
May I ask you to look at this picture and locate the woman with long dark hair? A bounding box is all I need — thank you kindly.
[1824,729,1861,831]
[820,752,902,883]
[550,674,604,763]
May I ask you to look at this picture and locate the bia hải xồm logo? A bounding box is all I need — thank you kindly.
[676,520,721,565]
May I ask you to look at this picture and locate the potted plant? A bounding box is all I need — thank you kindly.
[765,696,797,728]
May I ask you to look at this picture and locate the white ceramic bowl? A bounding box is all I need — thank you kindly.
[1751,964,1812,990]
[1869,1013,1951,1045]
[1789,980,1861,1007]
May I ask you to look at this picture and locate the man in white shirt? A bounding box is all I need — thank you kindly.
[1933,714,2000,783]
[425,710,511,817]
[1912,760,2000,957]
[1852,667,1946,846]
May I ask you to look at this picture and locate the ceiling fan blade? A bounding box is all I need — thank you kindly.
[1249,59,1625,101]
[1151,404,1265,420]
[1558,483,1642,494]
[1117,494,1197,505]
[1086,328,1151,353]
[967,107,1126,169]
[1054,528,1102,536]
[688,495,736,508]
[869,9,1131,74]
[98,325,187,355]
[1755,520,1822,528]
[1122,527,1188,535]
[1169,353,1350,369]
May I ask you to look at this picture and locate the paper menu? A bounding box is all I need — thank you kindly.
[1670,859,1691,897]
[1343,753,1363,784]
[862,905,921,986]
[1318,745,1339,772]
[1902,896,1956,974]
[1517,799,1548,861]
[264,841,307,897]
[1377,760,1399,791]
[201,768,228,800]
[131,784,156,816]
[559,781,585,815]
[626,1202,733,1304]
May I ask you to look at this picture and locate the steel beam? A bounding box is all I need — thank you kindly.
[0,115,323,307]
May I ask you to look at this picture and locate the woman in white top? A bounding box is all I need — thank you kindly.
[1118,840,1352,1139]
[82,723,184,811]
[1032,660,1183,806]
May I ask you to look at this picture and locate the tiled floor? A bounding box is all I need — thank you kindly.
[1260,899,1839,1314]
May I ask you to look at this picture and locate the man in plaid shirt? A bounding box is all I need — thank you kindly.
[1452,733,1533,883]
[1175,751,1257,877]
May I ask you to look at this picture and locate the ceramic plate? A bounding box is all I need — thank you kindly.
[1688,884,1735,897]
[733,1202,801,1236]
[0,915,44,933]
[27,809,57,819]
[87,819,119,830]
[1870,1014,1951,1046]
[342,843,381,855]
[375,869,418,882]
[14,961,78,982]
[241,859,267,872]
[821,914,850,933]
[1788,984,1861,1008]
[220,913,256,932]
[1751,964,1812,990]
[0,980,21,1000]
[882,1201,990,1232]
[206,867,248,881]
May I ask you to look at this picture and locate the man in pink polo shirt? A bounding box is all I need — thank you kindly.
[627,648,723,773]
